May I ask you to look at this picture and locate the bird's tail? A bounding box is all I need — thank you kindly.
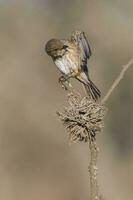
[84,80,101,101]
[77,72,101,101]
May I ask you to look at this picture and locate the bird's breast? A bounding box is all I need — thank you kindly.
[55,52,79,75]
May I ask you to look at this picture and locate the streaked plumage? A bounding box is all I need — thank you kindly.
[45,30,101,101]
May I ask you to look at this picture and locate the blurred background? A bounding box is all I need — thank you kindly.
[0,0,133,199]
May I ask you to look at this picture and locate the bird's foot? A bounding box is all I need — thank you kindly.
[58,76,72,90]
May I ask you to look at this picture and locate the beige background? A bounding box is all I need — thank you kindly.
[0,0,133,199]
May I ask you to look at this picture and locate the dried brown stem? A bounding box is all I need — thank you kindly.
[102,59,133,104]
[88,140,104,200]
[57,94,106,199]
[88,140,99,200]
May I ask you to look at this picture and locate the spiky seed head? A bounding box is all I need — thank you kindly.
[57,93,106,143]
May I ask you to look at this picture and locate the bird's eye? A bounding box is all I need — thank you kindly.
[63,45,68,49]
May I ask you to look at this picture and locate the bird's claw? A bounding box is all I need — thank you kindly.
[58,76,71,90]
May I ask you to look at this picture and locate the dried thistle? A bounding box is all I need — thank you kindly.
[57,93,106,143]
[57,92,106,200]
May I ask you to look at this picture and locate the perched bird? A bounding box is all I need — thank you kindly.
[45,30,101,101]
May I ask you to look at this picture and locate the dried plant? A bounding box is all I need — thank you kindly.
[57,94,106,143]
[56,59,133,200]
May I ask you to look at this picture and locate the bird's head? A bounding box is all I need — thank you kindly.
[45,39,67,59]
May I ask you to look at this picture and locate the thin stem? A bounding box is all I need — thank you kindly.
[102,59,133,104]
[88,140,101,200]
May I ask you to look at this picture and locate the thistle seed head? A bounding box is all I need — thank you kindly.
[57,93,106,143]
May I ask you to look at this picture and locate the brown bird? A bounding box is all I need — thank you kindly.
[45,30,101,101]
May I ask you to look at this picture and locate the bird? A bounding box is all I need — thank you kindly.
[45,30,101,101]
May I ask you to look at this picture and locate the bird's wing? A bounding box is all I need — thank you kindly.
[79,31,92,60]
[71,31,92,72]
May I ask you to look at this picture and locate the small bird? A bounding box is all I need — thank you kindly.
[45,30,101,101]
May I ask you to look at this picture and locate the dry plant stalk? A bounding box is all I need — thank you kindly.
[57,59,133,200]
[57,93,106,200]
[102,59,133,103]
[88,141,102,200]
